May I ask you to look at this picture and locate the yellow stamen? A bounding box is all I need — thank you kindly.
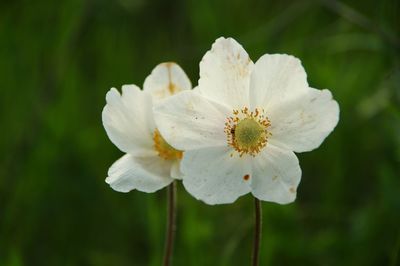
[224,107,271,157]
[153,129,182,160]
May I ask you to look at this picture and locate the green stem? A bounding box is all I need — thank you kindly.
[252,197,262,266]
[163,181,177,266]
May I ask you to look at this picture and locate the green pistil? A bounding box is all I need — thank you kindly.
[235,118,264,149]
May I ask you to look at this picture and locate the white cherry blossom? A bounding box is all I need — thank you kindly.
[154,37,339,204]
[103,62,191,193]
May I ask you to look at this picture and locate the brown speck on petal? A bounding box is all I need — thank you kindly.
[289,187,296,193]
[243,174,250,181]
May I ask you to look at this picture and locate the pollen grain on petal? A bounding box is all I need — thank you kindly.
[243,174,250,181]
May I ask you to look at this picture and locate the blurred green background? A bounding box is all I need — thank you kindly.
[1,0,399,265]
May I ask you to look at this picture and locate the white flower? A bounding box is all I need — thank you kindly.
[102,62,191,193]
[154,37,339,205]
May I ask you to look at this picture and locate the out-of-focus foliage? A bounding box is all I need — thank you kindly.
[0,0,399,265]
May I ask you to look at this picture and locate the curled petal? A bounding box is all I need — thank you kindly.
[106,154,173,193]
[102,85,155,156]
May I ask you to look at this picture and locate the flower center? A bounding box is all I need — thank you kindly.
[224,107,271,157]
[153,129,183,160]
[235,118,264,147]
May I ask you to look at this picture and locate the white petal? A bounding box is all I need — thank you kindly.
[251,144,301,204]
[102,85,156,156]
[249,54,339,152]
[249,54,308,111]
[182,146,252,205]
[268,88,340,152]
[170,160,183,180]
[153,90,230,151]
[198,37,253,109]
[106,154,173,193]
[143,62,192,102]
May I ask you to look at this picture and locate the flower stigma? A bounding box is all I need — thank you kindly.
[224,107,271,157]
[153,129,183,160]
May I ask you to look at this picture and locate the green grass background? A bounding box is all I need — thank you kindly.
[1,0,399,265]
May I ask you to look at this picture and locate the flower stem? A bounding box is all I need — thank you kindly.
[252,197,262,266]
[163,181,177,266]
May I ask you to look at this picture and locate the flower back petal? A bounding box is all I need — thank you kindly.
[106,154,173,193]
[143,62,192,102]
[102,85,156,156]
[170,160,183,180]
